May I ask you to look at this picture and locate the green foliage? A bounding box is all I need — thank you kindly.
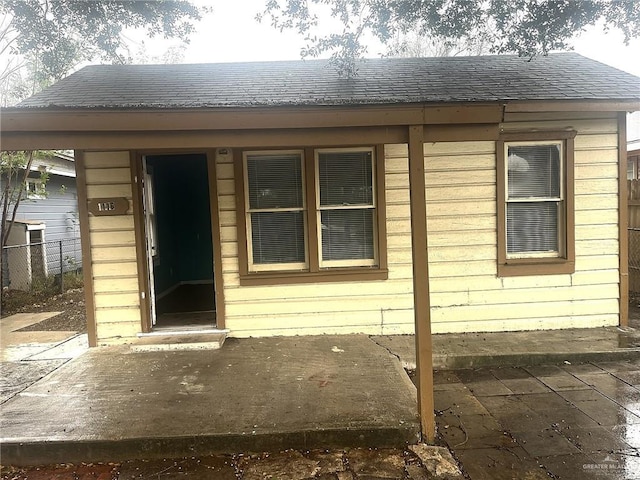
[1,150,34,214]
[260,0,640,76]
[62,270,84,290]
[0,0,205,82]
[0,150,30,173]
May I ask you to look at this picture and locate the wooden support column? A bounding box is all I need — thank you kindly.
[408,125,435,442]
[74,151,98,347]
[619,112,629,327]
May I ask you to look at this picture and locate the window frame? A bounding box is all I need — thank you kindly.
[235,145,388,286]
[243,149,308,273]
[315,147,378,269]
[25,177,46,199]
[497,130,576,277]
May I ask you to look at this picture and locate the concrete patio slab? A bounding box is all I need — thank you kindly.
[26,333,89,361]
[0,335,420,466]
[372,326,640,370]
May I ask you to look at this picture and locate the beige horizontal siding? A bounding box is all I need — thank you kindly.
[218,146,415,337]
[83,151,141,344]
[90,230,136,246]
[427,116,619,332]
[218,115,620,337]
[94,277,139,293]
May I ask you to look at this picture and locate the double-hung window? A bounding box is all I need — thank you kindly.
[497,131,576,277]
[317,148,377,268]
[238,146,387,284]
[245,151,306,271]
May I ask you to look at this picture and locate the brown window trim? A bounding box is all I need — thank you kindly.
[497,129,576,277]
[235,145,388,286]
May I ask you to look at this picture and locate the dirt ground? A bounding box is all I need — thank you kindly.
[1,288,87,333]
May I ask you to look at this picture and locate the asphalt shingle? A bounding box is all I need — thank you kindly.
[14,52,640,109]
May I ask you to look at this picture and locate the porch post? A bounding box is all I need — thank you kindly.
[408,124,435,442]
[74,151,98,347]
[618,112,629,327]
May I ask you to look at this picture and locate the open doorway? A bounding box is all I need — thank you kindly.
[143,153,216,331]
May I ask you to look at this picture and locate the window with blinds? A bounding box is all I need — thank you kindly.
[244,151,307,271]
[240,145,386,281]
[317,148,377,267]
[505,142,563,257]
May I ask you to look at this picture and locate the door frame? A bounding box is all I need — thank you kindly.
[131,148,226,333]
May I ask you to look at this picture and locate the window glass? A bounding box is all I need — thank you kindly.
[321,209,374,261]
[318,151,373,206]
[507,145,560,198]
[507,202,559,254]
[251,211,305,264]
[247,153,303,209]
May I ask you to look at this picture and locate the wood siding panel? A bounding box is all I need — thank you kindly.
[90,230,136,246]
[86,184,132,198]
[218,145,416,336]
[94,277,139,293]
[216,115,620,338]
[83,152,131,169]
[94,292,140,309]
[424,115,620,332]
[85,168,131,185]
[82,150,141,344]
[92,261,138,278]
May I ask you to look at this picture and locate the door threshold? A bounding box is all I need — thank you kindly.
[132,329,228,352]
[138,328,229,337]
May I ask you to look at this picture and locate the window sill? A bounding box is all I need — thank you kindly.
[240,268,388,286]
[498,259,575,277]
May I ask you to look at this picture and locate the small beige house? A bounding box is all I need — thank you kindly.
[2,53,639,349]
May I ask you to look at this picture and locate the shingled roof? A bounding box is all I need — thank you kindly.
[15,52,640,110]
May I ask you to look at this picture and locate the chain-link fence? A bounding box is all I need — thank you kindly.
[1,238,82,308]
[629,228,640,294]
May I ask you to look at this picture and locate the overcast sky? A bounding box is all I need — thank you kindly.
[154,1,640,77]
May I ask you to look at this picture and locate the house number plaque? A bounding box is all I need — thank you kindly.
[88,197,129,216]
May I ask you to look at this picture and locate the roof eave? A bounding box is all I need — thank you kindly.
[1,102,506,134]
[504,99,640,113]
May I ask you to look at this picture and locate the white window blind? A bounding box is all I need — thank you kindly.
[317,149,376,265]
[506,143,562,256]
[245,152,306,268]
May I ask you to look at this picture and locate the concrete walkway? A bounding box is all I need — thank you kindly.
[0,312,88,404]
[0,335,420,466]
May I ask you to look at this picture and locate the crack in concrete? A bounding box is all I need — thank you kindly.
[368,335,403,364]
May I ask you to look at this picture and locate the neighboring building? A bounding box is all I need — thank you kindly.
[1,151,80,289]
[1,53,638,348]
[7,151,79,241]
